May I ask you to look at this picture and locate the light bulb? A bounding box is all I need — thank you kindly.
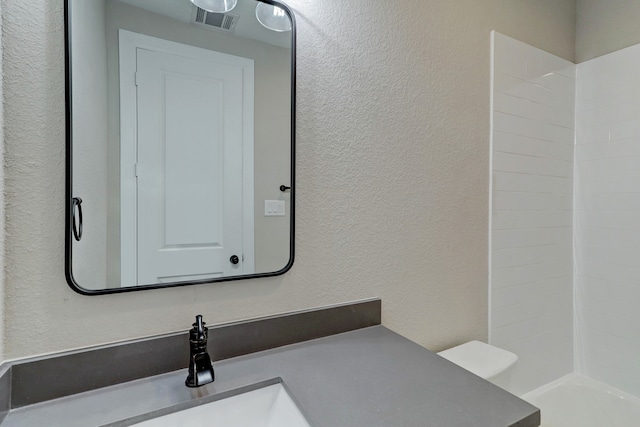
[256,3,292,32]
[190,0,238,13]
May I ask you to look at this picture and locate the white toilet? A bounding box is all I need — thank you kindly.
[437,340,518,392]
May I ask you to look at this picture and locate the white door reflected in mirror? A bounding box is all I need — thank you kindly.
[118,31,255,286]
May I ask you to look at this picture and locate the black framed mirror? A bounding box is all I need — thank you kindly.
[65,0,295,294]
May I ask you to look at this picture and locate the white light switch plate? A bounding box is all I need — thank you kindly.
[265,200,286,216]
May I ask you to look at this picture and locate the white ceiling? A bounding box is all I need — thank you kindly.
[115,0,194,22]
[113,0,291,48]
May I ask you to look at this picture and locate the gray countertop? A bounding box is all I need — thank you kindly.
[2,326,539,427]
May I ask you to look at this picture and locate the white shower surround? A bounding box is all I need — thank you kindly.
[575,43,640,397]
[522,374,640,427]
[490,32,575,396]
[491,33,640,398]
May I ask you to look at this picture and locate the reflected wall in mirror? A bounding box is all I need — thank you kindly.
[65,0,295,294]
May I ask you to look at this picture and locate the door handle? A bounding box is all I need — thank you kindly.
[72,197,83,241]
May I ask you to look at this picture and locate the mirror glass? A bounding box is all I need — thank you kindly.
[65,0,295,293]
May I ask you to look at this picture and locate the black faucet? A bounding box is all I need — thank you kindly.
[185,315,215,387]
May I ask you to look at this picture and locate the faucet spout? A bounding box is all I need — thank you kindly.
[192,353,214,385]
[186,315,215,387]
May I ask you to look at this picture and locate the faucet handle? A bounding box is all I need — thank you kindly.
[196,315,205,336]
[191,315,207,343]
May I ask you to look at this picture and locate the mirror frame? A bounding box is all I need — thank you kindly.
[64,0,296,295]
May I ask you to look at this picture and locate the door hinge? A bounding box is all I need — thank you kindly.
[134,162,139,177]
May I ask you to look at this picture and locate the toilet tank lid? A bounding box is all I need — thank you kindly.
[437,340,518,379]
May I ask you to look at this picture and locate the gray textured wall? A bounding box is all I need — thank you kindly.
[577,0,640,62]
[2,0,575,360]
[0,0,4,360]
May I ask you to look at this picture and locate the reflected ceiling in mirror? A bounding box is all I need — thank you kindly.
[65,0,295,294]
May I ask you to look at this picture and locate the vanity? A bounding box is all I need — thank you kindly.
[0,300,539,426]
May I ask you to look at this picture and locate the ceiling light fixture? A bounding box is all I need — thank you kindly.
[190,0,238,13]
[256,3,291,32]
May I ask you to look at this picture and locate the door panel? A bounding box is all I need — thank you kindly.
[135,48,245,285]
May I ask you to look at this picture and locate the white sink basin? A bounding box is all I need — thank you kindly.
[131,383,311,427]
